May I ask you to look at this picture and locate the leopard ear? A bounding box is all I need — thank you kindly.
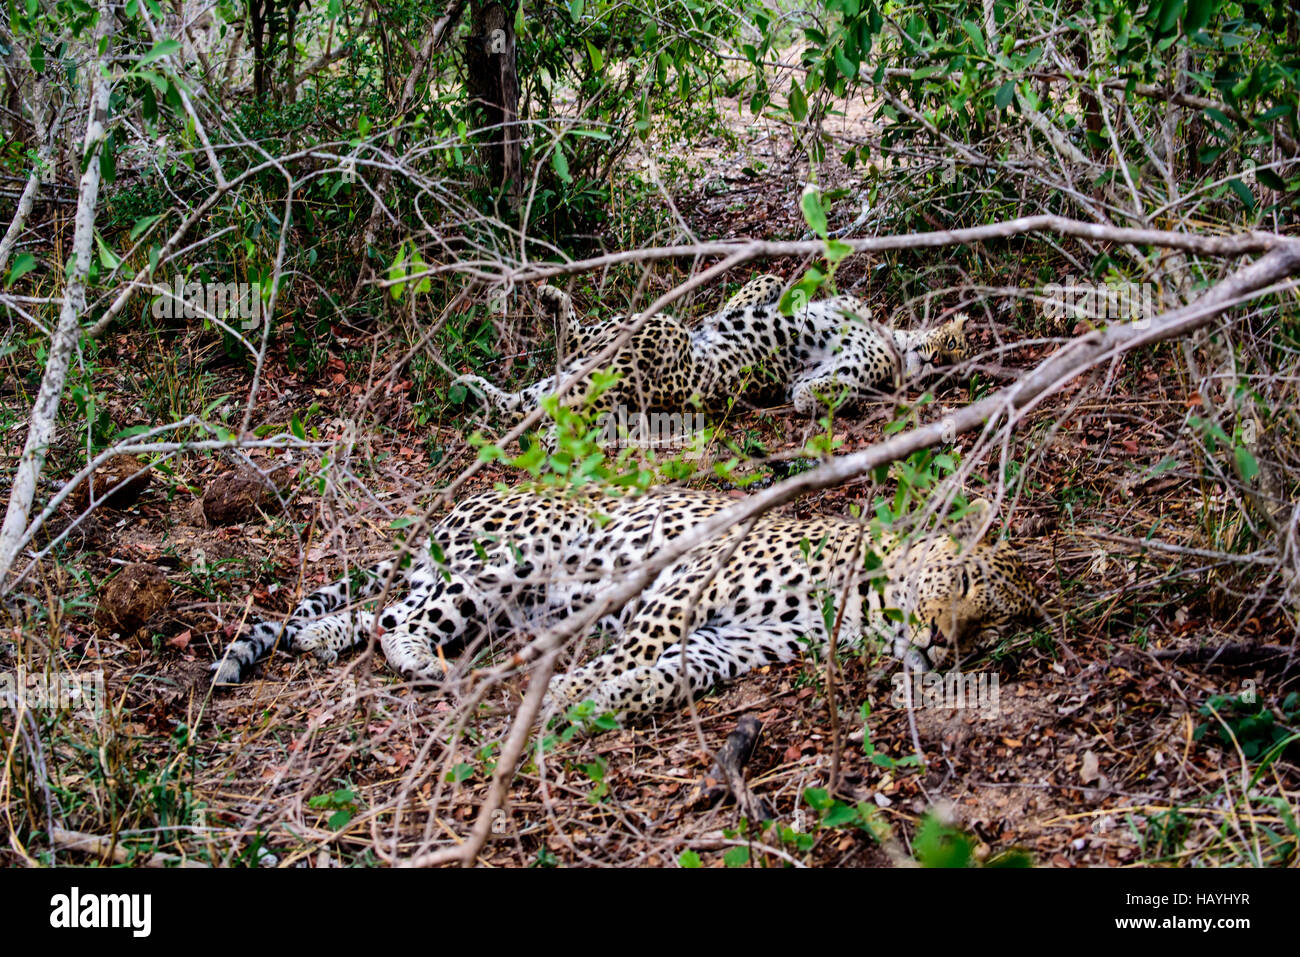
[951,497,992,542]
[951,313,968,331]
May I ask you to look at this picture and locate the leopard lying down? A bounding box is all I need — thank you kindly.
[211,487,1040,717]
[455,276,969,425]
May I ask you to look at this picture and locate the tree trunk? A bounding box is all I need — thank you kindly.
[0,65,57,273]
[466,0,521,201]
[0,0,116,584]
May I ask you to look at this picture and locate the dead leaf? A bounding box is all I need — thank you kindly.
[1080,750,1101,784]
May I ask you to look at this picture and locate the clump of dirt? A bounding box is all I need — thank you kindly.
[69,455,152,512]
[94,562,173,638]
[201,470,278,525]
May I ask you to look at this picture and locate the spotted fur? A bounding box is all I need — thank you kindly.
[454,285,699,426]
[212,487,1039,717]
[694,275,969,414]
[455,277,969,424]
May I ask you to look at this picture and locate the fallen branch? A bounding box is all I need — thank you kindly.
[1148,643,1298,673]
[682,716,770,823]
[48,827,209,868]
[377,214,1292,290]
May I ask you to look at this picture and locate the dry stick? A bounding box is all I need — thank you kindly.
[695,716,767,823]
[0,1,116,584]
[0,71,64,273]
[377,216,1289,292]
[48,827,209,868]
[409,243,1300,865]
[400,650,559,868]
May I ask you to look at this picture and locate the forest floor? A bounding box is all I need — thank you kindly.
[3,95,1298,868]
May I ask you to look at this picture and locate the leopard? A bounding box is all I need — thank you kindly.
[453,285,699,427]
[691,274,970,414]
[211,485,1041,718]
[454,276,970,425]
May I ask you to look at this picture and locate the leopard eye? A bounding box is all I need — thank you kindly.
[946,336,957,350]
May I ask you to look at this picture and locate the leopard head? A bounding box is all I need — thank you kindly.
[883,503,1041,670]
[923,312,969,365]
[916,539,1042,668]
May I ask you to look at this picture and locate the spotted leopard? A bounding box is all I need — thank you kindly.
[455,276,969,424]
[454,285,699,427]
[211,486,1040,717]
[693,275,969,414]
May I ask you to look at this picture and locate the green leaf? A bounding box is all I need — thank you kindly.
[6,253,36,286]
[552,146,571,183]
[112,424,152,442]
[1234,446,1259,481]
[1198,145,1225,165]
[584,39,603,71]
[1256,169,1287,191]
[678,850,702,868]
[1184,0,1215,33]
[94,233,120,270]
[825,239,852,264]
[1156,0,1186,34]
[913,813,974,867]
[1226,178,1254,211]
[833,45,858,78]
[803,787,832,811]
[823,802,861,827]
[722,845,750,867]
[327,809,353,829]
[446,762,475,783]
[99,130,116,185]
[961,20,986,56]
[130,214,162,241]
[994,81,1015,110]
[139,38,181,66]
[801,189,828,238]
[788,81,807,122]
